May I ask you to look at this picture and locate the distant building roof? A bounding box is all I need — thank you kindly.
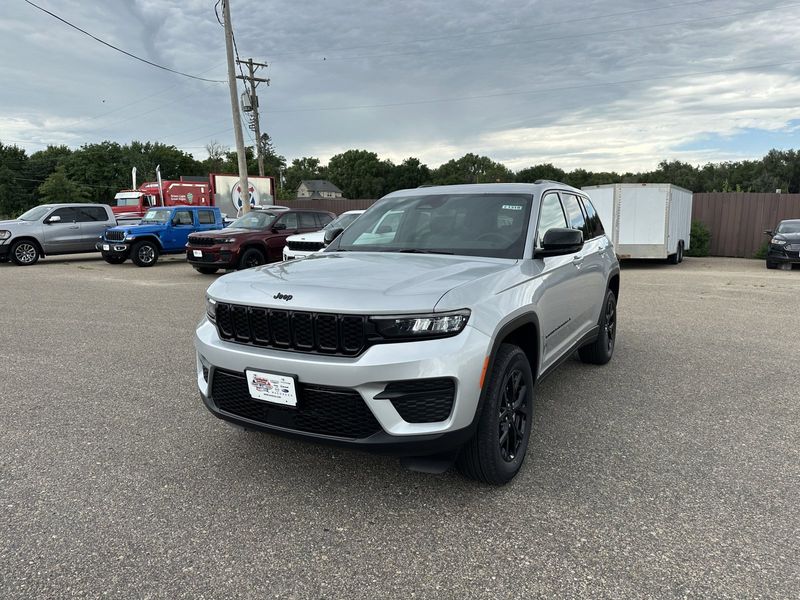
[299,180,342,193]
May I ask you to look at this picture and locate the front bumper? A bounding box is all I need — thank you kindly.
[768,246,800,263]
[194,318,490,454]
[187,247,237,268]
[0,242,9,259]
[96,241,130,255]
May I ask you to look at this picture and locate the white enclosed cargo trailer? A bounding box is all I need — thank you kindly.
[582,183,693,263]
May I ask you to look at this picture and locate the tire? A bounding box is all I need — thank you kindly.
[194,266,219,275]
[10,239,41,266]
[766,260,777,270]
[668,251,679,264]
[677,241,684,263]
[239,247,266,270]
[131,240,159,267]
[578,288,617,365]
[457,343,534,485]
[102,253,126,264]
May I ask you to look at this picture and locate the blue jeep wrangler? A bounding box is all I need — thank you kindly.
[98,205,223,267]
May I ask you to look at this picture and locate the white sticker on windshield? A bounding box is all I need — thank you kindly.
[502,205,523,211]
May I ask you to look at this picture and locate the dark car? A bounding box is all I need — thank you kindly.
[186,208,335,274]
[765,219,800,270]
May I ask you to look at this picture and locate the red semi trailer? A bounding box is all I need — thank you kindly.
[112,169,277,222]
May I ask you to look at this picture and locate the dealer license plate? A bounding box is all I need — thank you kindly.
[245,369,298,407]
[192,250,203,258]
[102,244,110,251]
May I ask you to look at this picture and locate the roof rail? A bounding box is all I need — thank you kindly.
[533,179,562,184]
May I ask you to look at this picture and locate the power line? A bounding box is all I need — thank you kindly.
[22,0,226,83]
[274,1,800,63]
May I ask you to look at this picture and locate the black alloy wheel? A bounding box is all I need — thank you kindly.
[498,367,529,462]
[578,288,617,365]
[457,343,534,485]
[239,248,266,270]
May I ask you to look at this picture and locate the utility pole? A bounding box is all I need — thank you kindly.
[236,58,269,177]
[221,0,250,213]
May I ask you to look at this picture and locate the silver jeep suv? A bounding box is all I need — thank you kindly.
[195,183,620,484]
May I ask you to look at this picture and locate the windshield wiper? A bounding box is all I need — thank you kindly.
[392,248,454,255]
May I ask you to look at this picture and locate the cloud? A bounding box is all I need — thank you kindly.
[2,0,799,173]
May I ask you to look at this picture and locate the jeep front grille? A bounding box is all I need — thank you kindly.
[189,237,216,246]
[211,369,382,439]
[105,230,125,242]
[215,303,367,356]
[287,241,325,252]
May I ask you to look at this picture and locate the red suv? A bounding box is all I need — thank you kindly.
[186,208,335,274]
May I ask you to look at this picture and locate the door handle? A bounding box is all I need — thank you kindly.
[69,225,79,229]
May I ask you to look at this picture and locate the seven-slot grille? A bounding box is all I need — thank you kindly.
[190,236,216,246]
[215,302,367,356]
[105,230,125,242]
[287,240,325,252]
[210,369,382,439]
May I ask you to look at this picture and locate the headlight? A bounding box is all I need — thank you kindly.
[371,310,470,338]
[125,235,136,241]
[216,238,236,244]
[206,296,217,322]
[0,230,11,240]
[771,237,787,245]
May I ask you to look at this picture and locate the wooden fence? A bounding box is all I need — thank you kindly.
[692,193,800,257]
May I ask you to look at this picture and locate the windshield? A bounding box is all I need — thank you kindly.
[325,212,362,231]
[776,221,800,234]
[141,209,171,224]
[331,193,533,259]
[115,197,140,207]
[18,206,52,221]
[229,211,277,230]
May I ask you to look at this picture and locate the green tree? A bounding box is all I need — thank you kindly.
[385,157,431,192]
[515,163,566,183]
[327,149,389,198]
[433,153,514,185]
[0,142,30,217]
[37,165,89,203]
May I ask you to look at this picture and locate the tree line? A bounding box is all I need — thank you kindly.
[1,137,798,218]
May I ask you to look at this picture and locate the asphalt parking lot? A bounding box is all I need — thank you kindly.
[1,255,798,598]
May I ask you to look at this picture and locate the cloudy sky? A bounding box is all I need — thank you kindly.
[2,0,799,172]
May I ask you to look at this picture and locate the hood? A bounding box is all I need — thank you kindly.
[109,223,167,235]
[208,252,516,313]
[0,219,28,230]
[286,230,325,243]
[190,227,248,238]
[774,232,800,241]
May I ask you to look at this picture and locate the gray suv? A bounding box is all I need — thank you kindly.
[196,183,620,484]
[0,203,116,266]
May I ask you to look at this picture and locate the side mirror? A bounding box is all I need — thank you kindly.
[324,227,344,245]
[535,228,584,258]
[764,230,774,236]
[47,215,62,224]
[272,222,287,232]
